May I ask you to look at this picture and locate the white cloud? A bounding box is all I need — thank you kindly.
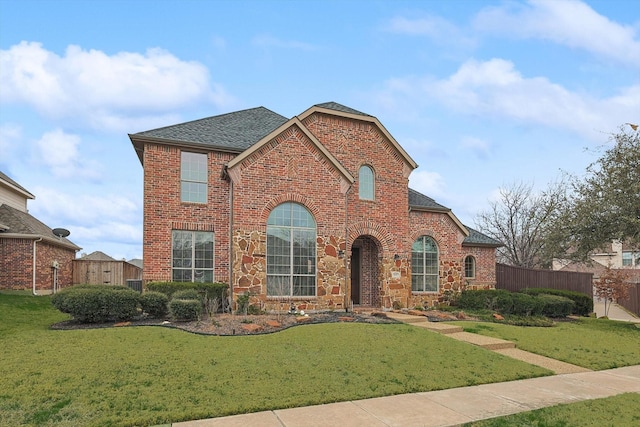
[31,186,139,225]
[409,170,447,199]
[474,0,640,68]
[382,58,638,140]
[33,129,102,179]
[460,136,491,159]
[0,42,235,132]
[385,15,475,48]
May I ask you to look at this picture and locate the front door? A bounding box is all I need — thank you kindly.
[351,236,379,307]
[350,247,361,305]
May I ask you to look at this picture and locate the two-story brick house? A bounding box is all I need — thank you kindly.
[130,102,501,311]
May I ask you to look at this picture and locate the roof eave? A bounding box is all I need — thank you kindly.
[129,134,244,166]
[409,205,469,237]
[0,233,82,250]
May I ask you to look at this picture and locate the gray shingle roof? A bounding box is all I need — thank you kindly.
[463,226,503,247]
[314,102,371,117]
[133,107,288,151]
[408,188,450,211]
[0,204,80,249]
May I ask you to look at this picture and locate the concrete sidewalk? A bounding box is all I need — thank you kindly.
[173,365,640,427]
[593,298,640,323]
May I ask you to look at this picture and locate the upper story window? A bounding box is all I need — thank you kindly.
[266,202,317,297]
[464,255,476,278]
[181,152,207,203]
[358,165,374,200]
[411,236,439,292]
[622,251,640,267]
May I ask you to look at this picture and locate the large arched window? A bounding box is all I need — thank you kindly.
[464,255,476,279]
[412,236,439,292]
[358,165,374,200]
[267,202,316,296]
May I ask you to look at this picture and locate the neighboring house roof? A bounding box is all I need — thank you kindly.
[0,171,35,200]
[130,107,289,163]
[0,204,80,250]
[462,226,503,248]
[127,258,143,269]
[313,102,371,117]
[80,251,116,261]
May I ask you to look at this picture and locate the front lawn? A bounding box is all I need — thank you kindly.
[0,292,550,427]
[464,392,640,426]
[455,318,640,370]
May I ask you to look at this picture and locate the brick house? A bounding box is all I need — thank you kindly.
[0,171,80,294]
[130,102,501,311]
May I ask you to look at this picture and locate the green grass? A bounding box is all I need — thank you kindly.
[464,392,640,426]
[0,292,551,427]
[454,318,640,370]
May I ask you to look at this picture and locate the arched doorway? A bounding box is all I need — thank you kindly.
[350,235,380,307]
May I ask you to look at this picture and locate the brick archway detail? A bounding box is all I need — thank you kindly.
[260,193,321,223]
[347,221,391,255]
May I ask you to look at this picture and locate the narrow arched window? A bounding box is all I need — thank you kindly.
[411,236,439,292]
[358,165,374,200]
[266,202,316,296]
[464,255,476,279]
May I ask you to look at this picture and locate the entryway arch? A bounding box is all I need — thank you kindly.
[350,235,381,307]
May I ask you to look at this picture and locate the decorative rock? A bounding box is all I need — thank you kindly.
[296,316,312,323]
[241,323,263,332]
[338,316,355,322]
[407,310,426,317]
[492,313,504,320]
[265,320,281,328]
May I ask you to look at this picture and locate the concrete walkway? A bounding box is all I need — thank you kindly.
[169,312,639,426]
[593,298,640,323]
[174,366,640,427]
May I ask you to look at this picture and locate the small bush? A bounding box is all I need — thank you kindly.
[169,298,201,321]
[510,293,544,316]
[235,292,250,314]
[520,288,593,316]
[146,281,228,301]
[538,294,575,318]
[172,289,202,301]
[457,289,512,311]
[51,285,139,323]
[140,291,169,318]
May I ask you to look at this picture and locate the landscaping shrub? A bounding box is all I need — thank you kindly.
[172,289,202,301]
[139,291,169,318]
[456,289,512,311]
[146,281,228,301]
[51,285,139,323]
[169,298,201,321]
[520,288,593,316]
[537,294,575,318]
[510,292,544,316]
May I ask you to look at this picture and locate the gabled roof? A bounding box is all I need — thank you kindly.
[129,107,289,164]
[298,103,418,170]
[0,170,35,200]
[226,117,355,192]
[0,204,80,250]
[80,251,116,261]
[462,226,503,248]
[408,188,468,236]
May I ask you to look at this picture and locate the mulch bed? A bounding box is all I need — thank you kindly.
[51,311,403,336]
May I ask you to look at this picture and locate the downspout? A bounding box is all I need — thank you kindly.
[344,185,351,312]
[32,237,43,295]
[228,172,234,313]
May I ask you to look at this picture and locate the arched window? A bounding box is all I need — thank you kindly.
[464,255,476,279]
[412,236,439,292]
[358,165,374,200]
[267,202,316,296]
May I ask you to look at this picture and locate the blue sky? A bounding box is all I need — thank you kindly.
[1,0,638,261]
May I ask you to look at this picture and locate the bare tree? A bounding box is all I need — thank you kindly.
[475,181,566,268]
[594,267,631,317]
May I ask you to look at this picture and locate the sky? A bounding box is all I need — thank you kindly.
[1,0,638,261]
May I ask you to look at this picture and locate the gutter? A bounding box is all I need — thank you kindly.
[32,237,42,295]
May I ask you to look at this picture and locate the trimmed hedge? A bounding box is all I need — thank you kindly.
[520,288,593,316]
[169,298,201,321]
[456,289,513,311]
[146,281,228,301]
[51,285,139,323]
[537,294,575,318]
[139,291,169,318]
[172,289,202,301]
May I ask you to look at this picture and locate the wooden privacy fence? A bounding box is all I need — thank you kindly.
[617,283,640,317]
[72,260,142,286]
[495,263,593,297]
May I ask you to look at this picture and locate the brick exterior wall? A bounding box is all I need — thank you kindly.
[139,107,497,311]
[0,237,75,293]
